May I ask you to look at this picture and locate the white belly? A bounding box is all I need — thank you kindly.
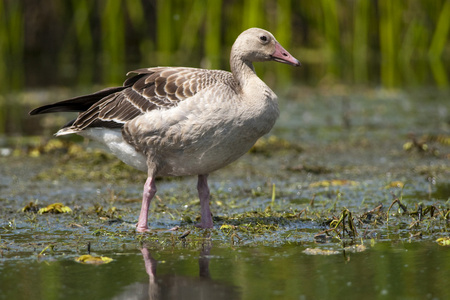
[79,128,148,172]
[77,127,257,177]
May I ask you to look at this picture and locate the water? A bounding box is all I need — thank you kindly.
[0,242,449,300]
[0,87,449,300]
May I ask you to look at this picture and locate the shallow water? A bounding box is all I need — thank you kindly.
[1,242,449,300]
[0,87,449,299]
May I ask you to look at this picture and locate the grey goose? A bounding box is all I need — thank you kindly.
[30,28,300,232]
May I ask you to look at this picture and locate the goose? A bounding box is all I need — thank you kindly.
[30,28,300,232]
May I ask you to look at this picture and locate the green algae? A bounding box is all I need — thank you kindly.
[0,87,449,262]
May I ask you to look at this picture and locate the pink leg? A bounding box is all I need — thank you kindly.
[197,174,213,228]
[136,177,156,232]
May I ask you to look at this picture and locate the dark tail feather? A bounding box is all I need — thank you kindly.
[29,86,127,115]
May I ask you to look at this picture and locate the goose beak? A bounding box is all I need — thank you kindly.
[271,42,301,67]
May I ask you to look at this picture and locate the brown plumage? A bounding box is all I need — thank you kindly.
[30,68,239,133]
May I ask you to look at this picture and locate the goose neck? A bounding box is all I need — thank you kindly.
[230,52,258,88]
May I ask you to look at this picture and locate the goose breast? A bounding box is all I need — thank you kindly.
[123,73,279,176]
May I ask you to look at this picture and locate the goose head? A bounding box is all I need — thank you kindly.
[231,28,300,67]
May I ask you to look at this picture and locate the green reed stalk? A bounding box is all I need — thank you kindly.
[0,0,6,92]
[0,1,24,134]
[353,0,369,84]
[243,0,264,29]
[126,0,145,30]
[73,0,94,86]
[320,0,340,79]
[275,0,293,87]
[0,0,5,133]
[428,0,450,87]
[6,0,24,91]
[400,20,427,86]
[156,0,174,65]
[205,0,222,69]
[102,0,125,84]
[179,0,205,64]
[378,0,403,87]
[125,0,153,67]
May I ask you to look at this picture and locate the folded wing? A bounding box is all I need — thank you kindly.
[30,67,237,132]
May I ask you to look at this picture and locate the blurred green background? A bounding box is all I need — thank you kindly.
[0,0,449,135]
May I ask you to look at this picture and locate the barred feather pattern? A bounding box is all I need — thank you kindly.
[64,67,239,132]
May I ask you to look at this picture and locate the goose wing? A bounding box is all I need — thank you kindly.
[30,67,237,132]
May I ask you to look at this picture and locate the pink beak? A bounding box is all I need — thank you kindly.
[271,42,301,67]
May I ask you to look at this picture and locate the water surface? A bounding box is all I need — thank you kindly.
[1,88,449,299]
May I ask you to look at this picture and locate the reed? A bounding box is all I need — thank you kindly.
[0,0,6,90]
[428,0,450,87]
[378,0,397,88]
[0,0,6,133]
[243,0,264,30]
[101,0,126,84]
[320,0,341,80]
[205,0,222,69]
[72,0,94,86]
[275,0,293,87]
[156,0,173,66]
[352,0,369,84]
[1,0,23,91]
[0,0,24,134]
[0,0,449,93]
[178,0,204,65]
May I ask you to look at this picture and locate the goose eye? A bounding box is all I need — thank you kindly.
[259,35,268,42]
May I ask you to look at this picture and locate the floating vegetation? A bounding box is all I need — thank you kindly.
[38,203,73,214]
[21,201,73,214]
[250,135,302,156]
[309,180,358,188]
[87,204,119,220]
[21,201,39,213]
[287,164,331,174]
[403,134,442,156]
[21,138,147,183]
[2,126,448,259]
[1,87,448,268]
[384,181,405,189]
[38,244,55,256]
[303,244,366,256]
[178,230,191,240]
[75,255,113,264]
[303,248,340,255]
[436,237,450,246]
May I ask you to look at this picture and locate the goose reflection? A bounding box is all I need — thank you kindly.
[113,242,240,300]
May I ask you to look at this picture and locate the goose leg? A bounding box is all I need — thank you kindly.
[197,174,214,228]
[136,177,157,232]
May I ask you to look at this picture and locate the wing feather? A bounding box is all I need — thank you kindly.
[31,67,238,133]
